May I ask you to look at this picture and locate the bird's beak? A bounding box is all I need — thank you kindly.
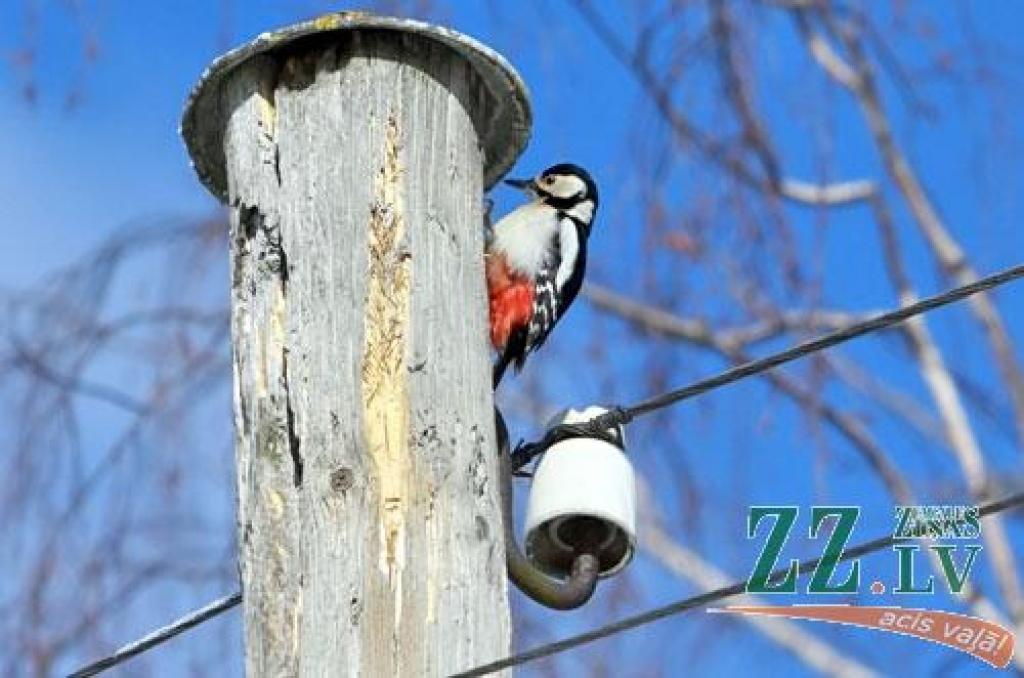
[504,177,535,192]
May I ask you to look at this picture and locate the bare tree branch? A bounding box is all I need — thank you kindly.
[569,0,875,208]
[870,194,1024,627]
[792,5,1024,448]
[584,282,1023,662]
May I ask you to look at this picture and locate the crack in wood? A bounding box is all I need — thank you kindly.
[232,198,300,486]
[256,59,282,187]
[277,234,290,289]
[282,348,303,488]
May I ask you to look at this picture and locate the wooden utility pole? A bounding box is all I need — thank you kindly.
[182,13,531,676]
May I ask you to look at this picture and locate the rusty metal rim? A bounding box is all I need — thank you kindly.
[180,11,533,201]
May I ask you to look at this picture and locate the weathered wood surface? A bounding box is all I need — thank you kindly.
[222,31,509,676]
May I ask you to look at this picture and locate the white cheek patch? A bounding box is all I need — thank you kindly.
[546,175,587,200]
[566,199,594,224]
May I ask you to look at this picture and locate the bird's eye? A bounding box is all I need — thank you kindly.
[541,175,555,185]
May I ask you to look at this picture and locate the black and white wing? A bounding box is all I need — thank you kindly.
[521,215,587,362]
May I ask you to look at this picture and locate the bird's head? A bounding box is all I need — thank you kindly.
[505,163,598,226]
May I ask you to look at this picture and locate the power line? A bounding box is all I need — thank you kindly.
[512,263,1024,468]
[67,263,1024,676]
[449,491,1024,678]
[67,491,1024,678]
[67,592,241,678]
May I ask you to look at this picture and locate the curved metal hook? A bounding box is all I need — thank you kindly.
[495,408,599,610]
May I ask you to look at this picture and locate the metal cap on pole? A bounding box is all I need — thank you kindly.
[181,11,531,201]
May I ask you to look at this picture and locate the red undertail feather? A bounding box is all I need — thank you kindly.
[487,254,534,351]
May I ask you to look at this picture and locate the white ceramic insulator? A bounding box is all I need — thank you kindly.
[524,406,637,577]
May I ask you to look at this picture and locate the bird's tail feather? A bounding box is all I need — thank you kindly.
[492,353,512,389]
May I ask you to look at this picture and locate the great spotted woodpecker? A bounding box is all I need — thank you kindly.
[487,163,598,386]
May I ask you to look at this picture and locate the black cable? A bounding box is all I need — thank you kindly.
[67,592,241,678]
[510,419,624,470]
[68,263,1024,676]
[512,263,1024,468]
[69,492,1024,677]
[449,491,1024,677]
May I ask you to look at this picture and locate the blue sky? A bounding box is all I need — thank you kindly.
[2,2,1023,676]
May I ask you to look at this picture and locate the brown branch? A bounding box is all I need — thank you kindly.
[8,338,149,414]
[709,0,781,187]
[823,354,944,446]
[584,283,1024,660]
[584,284,882,350]
[785,17,1024,623]
[793,5,1024,448]
[569,0,875,208]
[869,194,1024,627]
[583,283,913,502]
